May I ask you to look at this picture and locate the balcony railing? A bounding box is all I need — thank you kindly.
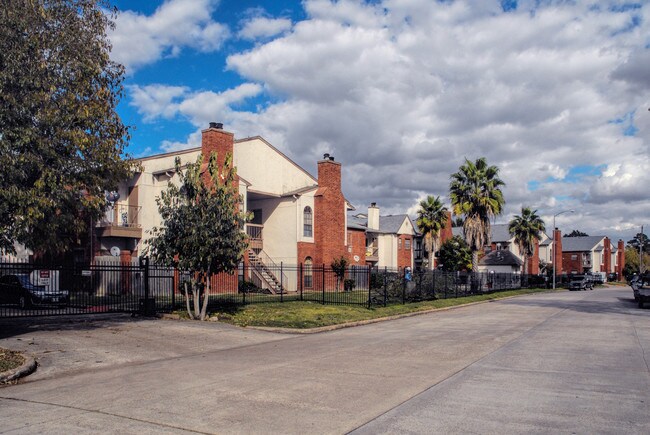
[96,204,142,238]
[247,224,263,251]
[98,204,141,228]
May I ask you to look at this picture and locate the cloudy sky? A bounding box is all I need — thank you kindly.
[108,0,650,241]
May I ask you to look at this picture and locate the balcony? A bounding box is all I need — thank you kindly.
[247,224,263,251]
[365,246,378,262]
[96,204,142,239]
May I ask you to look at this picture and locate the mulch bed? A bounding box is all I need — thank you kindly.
[0,347,24,373]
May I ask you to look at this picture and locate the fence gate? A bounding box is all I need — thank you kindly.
[0,259,175,318]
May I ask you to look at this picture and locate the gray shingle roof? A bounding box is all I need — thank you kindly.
[379,215,409,234]
[346,212,411,234]
[561,236,606,252]
[479,249,523,266]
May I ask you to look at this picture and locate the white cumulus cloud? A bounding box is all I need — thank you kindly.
[109,0,230,72]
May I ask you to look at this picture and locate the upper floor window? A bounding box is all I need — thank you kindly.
[398,238,402,250]
[405,239,411,250]
[303,206,313,237]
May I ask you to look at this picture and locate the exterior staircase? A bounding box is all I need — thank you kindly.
[248,249,285,294]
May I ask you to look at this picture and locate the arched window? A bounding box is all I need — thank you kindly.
[304,257,313,288]
[303,206,313,237]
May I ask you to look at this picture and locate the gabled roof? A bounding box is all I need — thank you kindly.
[479,250,523,266]
[379,215,410,234]
[347,213,413,235]
[561,236,606,252]
[489,224,514,243]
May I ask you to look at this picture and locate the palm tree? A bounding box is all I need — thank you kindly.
[508,207,545,275]
[416,195,448,270]
[449,157,505,272]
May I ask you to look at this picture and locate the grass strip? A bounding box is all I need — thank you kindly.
[211,287,557,329]
[0,348,24,373]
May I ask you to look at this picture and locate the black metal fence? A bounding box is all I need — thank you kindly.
[0,258,549,318]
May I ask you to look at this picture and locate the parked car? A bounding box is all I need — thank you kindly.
[0,274,69,309]
[568,275,593,291]
[586,272,605,285]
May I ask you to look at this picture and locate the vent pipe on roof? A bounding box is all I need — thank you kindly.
[209,122,223,129]
[323,153,330,160]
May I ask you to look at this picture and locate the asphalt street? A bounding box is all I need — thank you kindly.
[1,286,648,434]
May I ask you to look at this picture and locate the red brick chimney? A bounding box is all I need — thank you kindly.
[314,154,346,266]
[553,228,563,276]
[528,238,540,275]
[201,122,234,174]
[440,211,453,244]
[602,237,611,273]
[616,239,625,280]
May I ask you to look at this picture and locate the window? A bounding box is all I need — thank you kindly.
[398,238,402,250]
[304,257,313,288]
[571,254,577,260]
[405,239,411,250]
[303,206,313,237]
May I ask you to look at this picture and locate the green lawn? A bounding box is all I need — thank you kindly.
[210,287,557,329]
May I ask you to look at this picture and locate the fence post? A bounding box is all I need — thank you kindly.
[299,263,303,301]
[242,262,246,305]
[171,267,176,311]
[322,264,326,305]
[139,256,153,316]
[280,262,284,303]
[383,266,387,307]
[402,268,406,305]
[367,265,372,309]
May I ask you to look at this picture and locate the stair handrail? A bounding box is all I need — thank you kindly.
[250,250,287,291]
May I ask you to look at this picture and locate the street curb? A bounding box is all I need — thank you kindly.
[246,289,565,334]
[0,353,37,384]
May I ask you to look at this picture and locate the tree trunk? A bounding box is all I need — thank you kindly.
[200,267,211,320]
[472,250,479,273]
[183,281,193,319]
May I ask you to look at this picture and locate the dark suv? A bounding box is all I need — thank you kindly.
[0,274,69,309]
[568,275,593,291]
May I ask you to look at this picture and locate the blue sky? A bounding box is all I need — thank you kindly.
[107,0,650,240]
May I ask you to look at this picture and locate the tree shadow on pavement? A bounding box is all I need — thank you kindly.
[0,313,151,340]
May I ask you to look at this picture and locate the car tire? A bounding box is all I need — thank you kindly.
[19,295,31,310]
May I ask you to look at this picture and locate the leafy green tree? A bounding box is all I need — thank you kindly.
[627,233,650,252]
[624,247,650,277]
[416,195,448,270]
[565,229,589,237]
[449,157,505,272]
[331,256,349,291]
[145,153,249,320]
[438,236,472,271]
[508,207,545,275]
[0,0,133,256]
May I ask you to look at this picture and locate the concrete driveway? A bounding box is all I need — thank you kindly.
[1,286,648,434]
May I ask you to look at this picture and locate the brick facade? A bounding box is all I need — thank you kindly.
[562,252,583,274]
[347,229,367,267]
[397,235,413,269]
[200,123,239,292]
[526,239,540,275]
[313,157,347,266]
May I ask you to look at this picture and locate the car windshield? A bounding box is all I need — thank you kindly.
[15,275,44,289]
